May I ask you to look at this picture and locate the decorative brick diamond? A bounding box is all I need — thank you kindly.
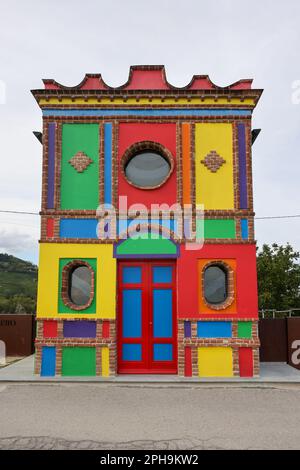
[68,151,93,173]
[201,150,226,173]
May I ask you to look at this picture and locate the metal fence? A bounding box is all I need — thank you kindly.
[259,308,300,319]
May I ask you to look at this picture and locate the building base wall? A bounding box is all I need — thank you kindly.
[35,318,259,378]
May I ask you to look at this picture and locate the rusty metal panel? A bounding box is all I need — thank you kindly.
[259,319,287,362]
[0,314,35,356]
[287,318,300,370]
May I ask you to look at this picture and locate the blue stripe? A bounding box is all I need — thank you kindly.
[241,219,249,239]
[41,346,56,376]
[43,108,251,117]
[60,218,98,238]
[104,123,112,204]
[197,321,232,338]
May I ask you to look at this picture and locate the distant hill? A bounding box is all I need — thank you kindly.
[0,254,37,313]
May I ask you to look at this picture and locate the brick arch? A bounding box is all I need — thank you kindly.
[118,222,179,242]
[61,260,95,311]
[201,260,235,311]
[120,140,175,190]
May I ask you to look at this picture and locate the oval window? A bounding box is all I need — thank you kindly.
[69,265,92,306]
[204,265,227,305]
[125,151,171,188]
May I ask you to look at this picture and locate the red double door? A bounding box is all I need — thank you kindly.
[117,261,177,374]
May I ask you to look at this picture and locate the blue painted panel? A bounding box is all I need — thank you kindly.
[197,321,232,338]
[153,289,172,338]
[104,123,112,204]
[122,267,142,284]
[41,346,56,376]
[60,218,98,238]
[241,219,249,239]
[117,219,177,236]
[122,344,142,361]
[153,266,172,283]
[153,344,173,361]
[122,289,142,338]
[44,109,251,117]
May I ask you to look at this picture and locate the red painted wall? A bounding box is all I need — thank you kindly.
[239,348,254,377]
[118,123,177,208]
[177,244,258,319]
[43,320,58,338]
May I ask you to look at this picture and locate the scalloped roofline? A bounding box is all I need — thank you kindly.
[40,65,254,92]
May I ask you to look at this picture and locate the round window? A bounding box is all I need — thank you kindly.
[204,265,227,305]
[69,265,92,306]
[124,151,171,188]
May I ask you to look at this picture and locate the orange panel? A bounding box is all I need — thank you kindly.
[198,259,237,314]
[182,123,191,205]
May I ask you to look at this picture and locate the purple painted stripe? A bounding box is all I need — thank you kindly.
[63,320,96,338]
[237,123,248,209]
[184,321,191,338]
[47,123,56,209]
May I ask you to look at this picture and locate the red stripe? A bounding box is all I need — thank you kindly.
[46,218,55,238]
[239,348,253,377]
[184,346,192,377]
[102,321,110,339]
[43,320,57,338]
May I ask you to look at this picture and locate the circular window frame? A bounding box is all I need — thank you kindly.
[202,261,235,311]
[61,260,95,311]
[120,141,175,190]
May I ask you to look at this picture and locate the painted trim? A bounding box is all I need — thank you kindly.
[39,97,256,106]
[238,123,248,209]
[47,123,56,208]
[43,109,252,118]
[241,219,249,239]
[104,123,112,204]
[182,123,191,204]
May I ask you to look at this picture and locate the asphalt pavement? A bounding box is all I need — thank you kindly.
[0,382,299,450]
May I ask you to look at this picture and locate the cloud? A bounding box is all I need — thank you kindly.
[0,228,37,254]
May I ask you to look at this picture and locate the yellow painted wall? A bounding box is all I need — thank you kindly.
[101,347,110,377]
[195,123,234,210]
[198,347,233,377]
[37,243,116,319]
[39,97,255,106]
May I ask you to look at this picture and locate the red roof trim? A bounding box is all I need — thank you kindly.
[42,66,253,91]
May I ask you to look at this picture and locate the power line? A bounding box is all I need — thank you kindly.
[0,209,300,220]
[0,210,39,215]
[255,214,300,220]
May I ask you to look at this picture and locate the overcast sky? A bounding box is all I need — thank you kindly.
[0,0,300,264]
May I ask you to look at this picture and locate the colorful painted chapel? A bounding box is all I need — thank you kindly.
[32,66,262,378]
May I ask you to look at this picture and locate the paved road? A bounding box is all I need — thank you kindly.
[0,382,299,450]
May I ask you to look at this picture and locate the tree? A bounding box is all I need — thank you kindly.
[257,243,300,310]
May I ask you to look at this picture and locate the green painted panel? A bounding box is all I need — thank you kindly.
[62,347,96,376]
[238,321,252,339]
[61,124,99,209]
[117,237,177,255]
[199,219,236,239]
[58,258,97,314]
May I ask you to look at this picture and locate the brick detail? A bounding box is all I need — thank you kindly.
[201,150,226,173]
[69,151,93,173]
